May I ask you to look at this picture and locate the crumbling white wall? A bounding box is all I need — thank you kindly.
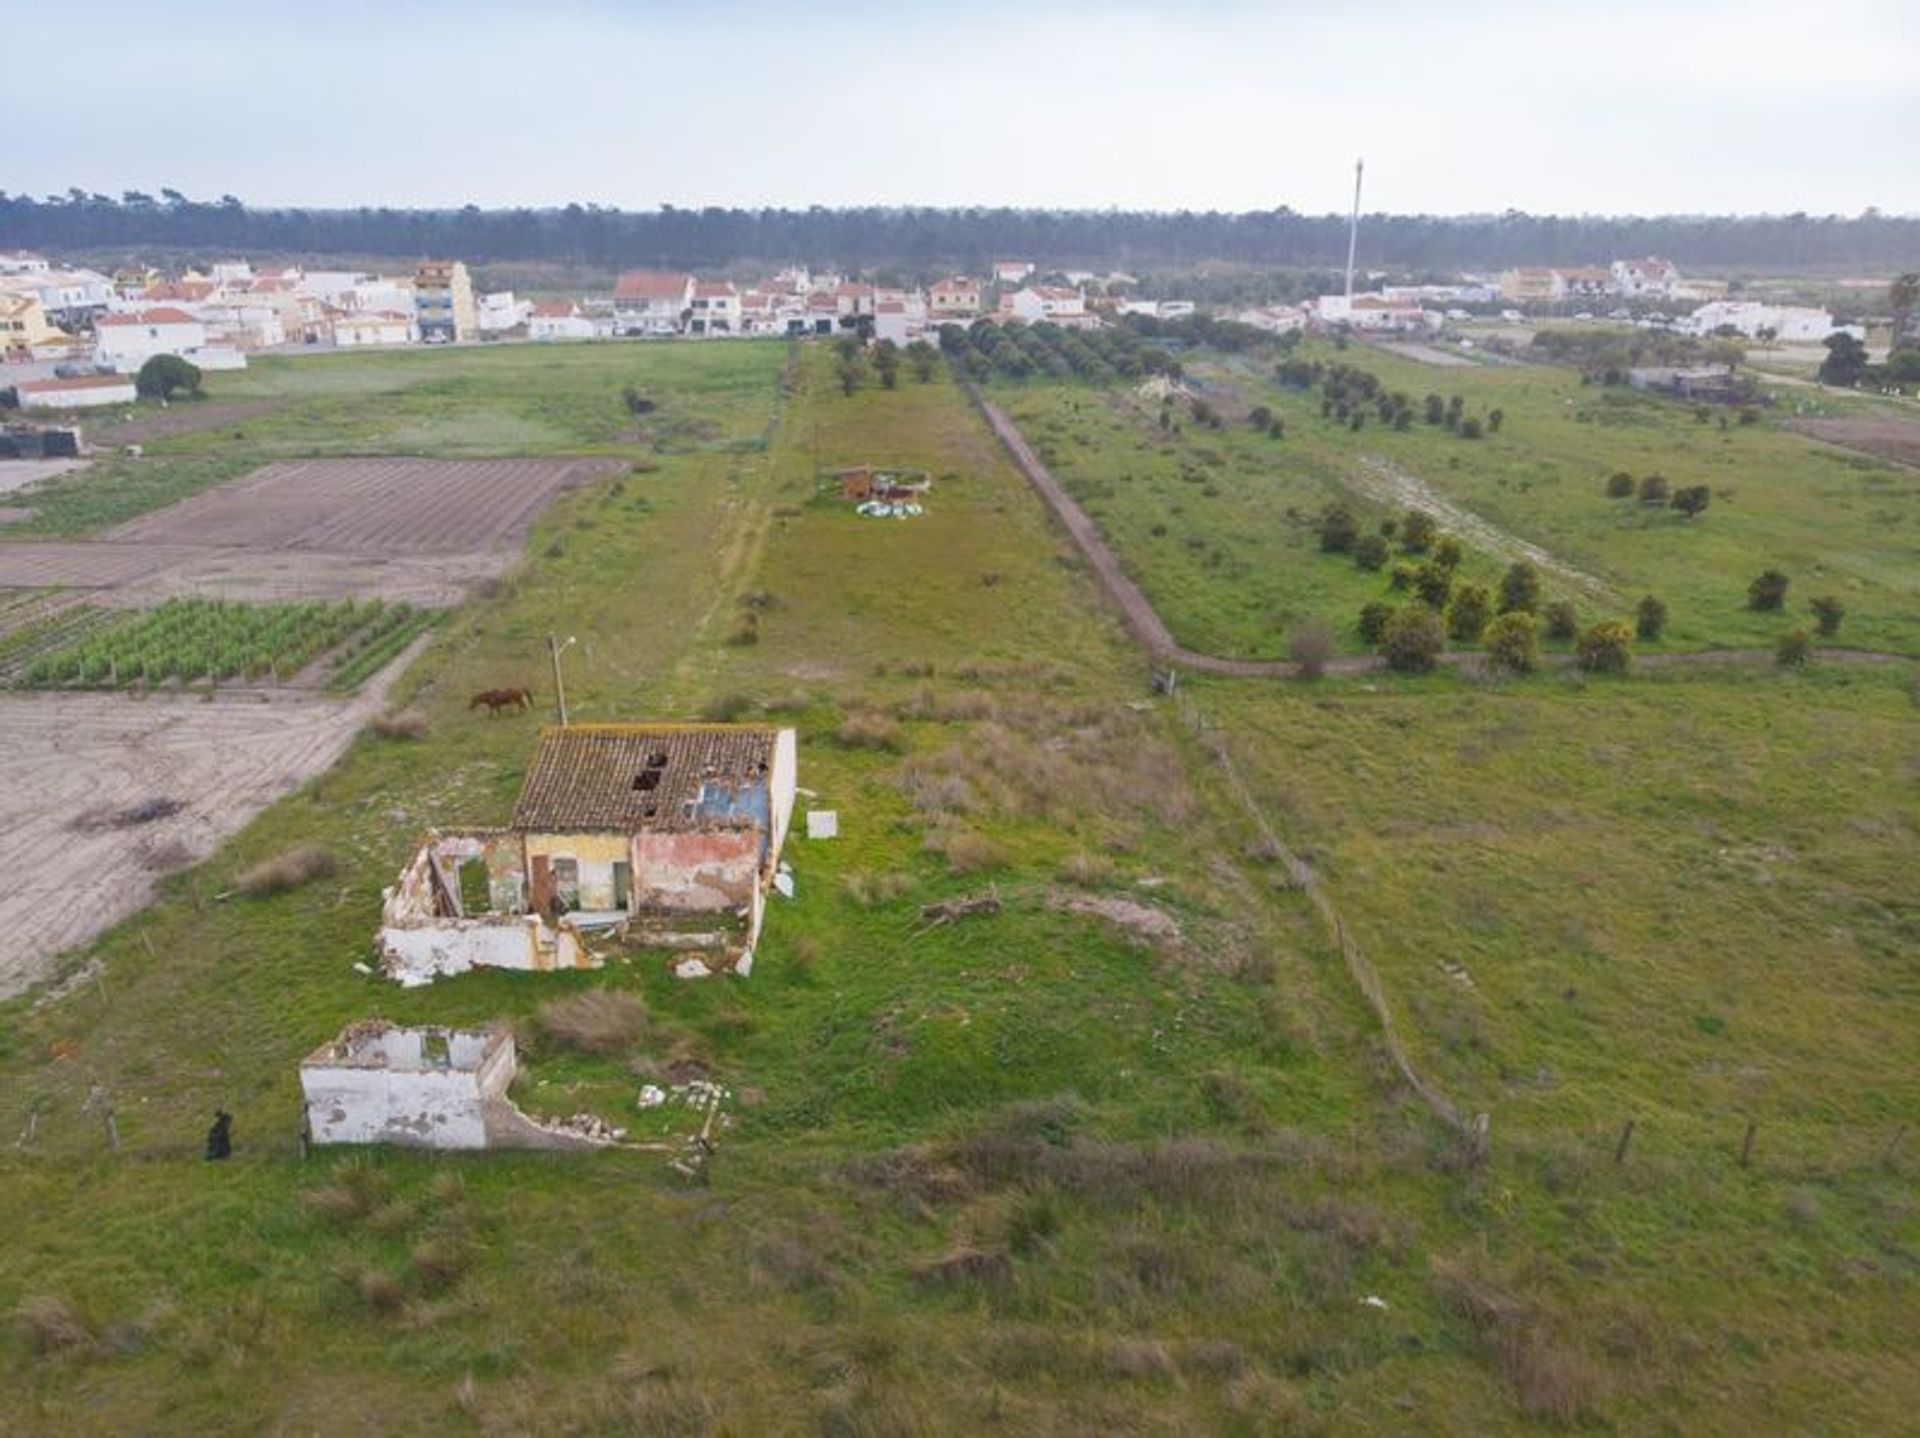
[379,913,596,986]
[768,728,799,865]
[301,1028,515,1150]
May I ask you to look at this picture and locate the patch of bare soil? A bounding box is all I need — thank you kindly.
[0,633,428,999]
[1787,416,1920,469]
[1348,455,1617,603]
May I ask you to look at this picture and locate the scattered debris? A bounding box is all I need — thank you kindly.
[71,796,184,832]
[773,870,795,899]
[917,887,1002,932]
[1049,891,1182,949]
[1361,1294,1390,1311]
[805,809,839,839]
[1438,959,1475,988]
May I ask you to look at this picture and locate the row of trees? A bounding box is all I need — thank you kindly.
[7,191,1918,270]
[936,319,1174,385]
[1280,359,1503,438]
[1603,471,1712,520]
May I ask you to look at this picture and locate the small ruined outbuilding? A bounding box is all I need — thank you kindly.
[299,1021,619,1151]
[379,724,797,984]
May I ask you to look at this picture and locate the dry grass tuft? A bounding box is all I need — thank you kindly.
[356,1269,407,1314]
[910,1245,1013,1291]
[939,829,1007,874]
[409,1241,470,1294]
[237,844,339,896]
[13,1294,93,1357]
[1433,1255,1604,1423]
[538,990,648,1055]
[1058,849,1116,887]
[842,870,917,907]
[835,711,906,751]
[367,709,429,741]
[1102,1336,1178,1380]
[304,1158,393,1226]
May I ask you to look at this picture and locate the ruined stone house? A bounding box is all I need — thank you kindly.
[379,724,797,984]
[299,1020,620,1151]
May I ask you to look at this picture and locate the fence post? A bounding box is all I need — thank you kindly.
[1739,1120,1757,1168]
[1614,1118,1636,1165]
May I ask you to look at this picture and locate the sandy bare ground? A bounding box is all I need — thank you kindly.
[87,399,283,445]
[1368,341,1479,368]
[0,634,428,999]
[0,459,90,496]
[1346,455,1617,604]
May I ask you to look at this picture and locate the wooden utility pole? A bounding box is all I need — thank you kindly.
[547,634,575,727]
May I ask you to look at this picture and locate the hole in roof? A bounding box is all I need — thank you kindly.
[633,770,662,792]
[646,752,669,768]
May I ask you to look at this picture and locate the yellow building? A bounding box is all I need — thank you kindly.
[0,290,61,354]
[413,259,476,342]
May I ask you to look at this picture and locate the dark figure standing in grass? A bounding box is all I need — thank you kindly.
[206,1110,232,1161]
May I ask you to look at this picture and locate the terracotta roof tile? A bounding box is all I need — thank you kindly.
[511,724,781,832]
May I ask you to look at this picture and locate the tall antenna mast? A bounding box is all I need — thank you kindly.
[1344,158,1364,300]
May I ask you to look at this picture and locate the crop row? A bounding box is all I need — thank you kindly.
[22,597,394,687]
[324,605,440,693]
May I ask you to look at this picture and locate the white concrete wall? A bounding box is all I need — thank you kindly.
[302,1033,514,1149]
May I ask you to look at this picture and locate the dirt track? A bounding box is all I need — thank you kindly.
[1786,416,1920,470]
[0,633,430,999]
[972,387,1914,681]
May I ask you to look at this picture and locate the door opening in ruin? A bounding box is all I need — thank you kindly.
[551,857,580,913]
[613,860,632,911]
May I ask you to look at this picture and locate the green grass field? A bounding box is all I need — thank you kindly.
[998,339,1920,660]
[1,339,1915,1434]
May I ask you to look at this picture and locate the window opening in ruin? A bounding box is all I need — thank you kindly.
[551,857,580,912]
[423,1033,451,1069]
[457,858,491,916]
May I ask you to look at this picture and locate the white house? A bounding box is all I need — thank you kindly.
[1118,299,1195,321]
[332,310,418,347]
[612,270,694,336]
[1610,258,1681,299]
[15,374,138,411]
[528,301,596,342]
[1683,301,1861,344]
[929,276,982,318]
[18,266,115,324]
[993,261,1036,285]
[477,291,531,334]
[94,306,210,371]
[1313,294,1440,333]
[873,300,916,345]
[1235,304,1307,335]
[1004,285,1088,324]
[0,251,51,276]
[687,281,740,335]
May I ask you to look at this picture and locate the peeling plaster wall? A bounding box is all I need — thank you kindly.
[379,914,597,986]
[769,728,799,864]
[302,1032,515,1150]
[631,829,760,913]
[524,831,630,912]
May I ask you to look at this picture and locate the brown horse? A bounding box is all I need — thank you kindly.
[469,686,534,715]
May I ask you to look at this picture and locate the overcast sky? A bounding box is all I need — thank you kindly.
[6,0,1916,216]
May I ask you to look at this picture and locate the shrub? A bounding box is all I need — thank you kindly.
[538,990,648,1055]
[835,712,906,751]
[726,612,760,646]
[1776,627,1811,667]
[942,829,1008,874]
[701,692,754,722]
[1670,485,1711,520]
[1357,601,1395,646]
[356,1269,406,1314]
[1316,502,1357,553]
[1498,562,1540,614]
[135,353,202,401]
[1575,621,1633,674]
[1446,583,1493,642]
[1482,613,1540,674]
[1543,601,1579,641]
[1809,595,1846,637]
[1288,616,1335,678]
[1413,562,1454,610]
[1431,535,1463,571]
[1605,472,1634,498]
[1634,595,1668,641]
[1459,416,1484,440]
[1380,605,1446,673]
[13,1294,93,1356]
[1352,533,1389,571]
[1637,474,1669,505]
[1387,562,1418,592]
[1747,569,1789,611]
[1398,510,1436,554]
[237,844,339,896]
[367,709,428,741]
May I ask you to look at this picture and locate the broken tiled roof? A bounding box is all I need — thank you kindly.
[512,725,779,832]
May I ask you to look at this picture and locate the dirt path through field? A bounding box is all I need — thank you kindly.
[972,385,1913,680]
[1345,455,1617,604]
[0,632,431,999]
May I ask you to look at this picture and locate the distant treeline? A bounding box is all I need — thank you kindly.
[3,190,1917,273]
